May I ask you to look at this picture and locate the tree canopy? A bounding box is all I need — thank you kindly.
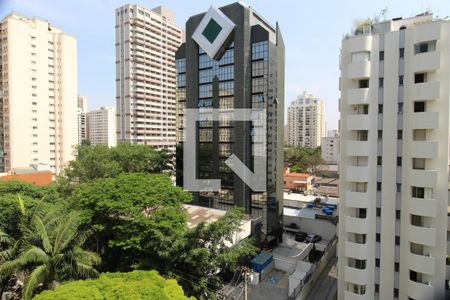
[284,146,325,175]
[64,143,172,183]
[33,270,194,300]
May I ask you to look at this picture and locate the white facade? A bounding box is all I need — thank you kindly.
[321,136,340,164]
[77,95,87,144]
[115,4,183,150]
[339,13,450,300]
[287,91,325,148]
[87,107,116,147]
[0,13,77,174]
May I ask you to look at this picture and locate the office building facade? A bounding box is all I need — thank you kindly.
[287,91,326,148]
[339,13,450,300]
[176,2,285,243]
[0,13,77,174]
[115,4,183,150]
[87,106,116,147]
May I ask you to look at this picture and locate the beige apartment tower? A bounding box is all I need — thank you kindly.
[339,13,450,300]
[287,91,326,148]
[87,107,117,147]
[0,13,77,174]
[77,95,87,144]
[115,4,183,150]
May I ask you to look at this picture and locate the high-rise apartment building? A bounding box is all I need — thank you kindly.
[287,91,326,148]
[87,107,116,147]
[77,95,87,144]
[321,135,339,165]
[115,4,183,150]
[0,13,77,174]
[175,2,285,243]
[339,13,450,300]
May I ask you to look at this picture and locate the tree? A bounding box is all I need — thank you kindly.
[70,173,191,272]
[175,208,258,299]
[284,146,325,175]
[0,198,100,300]
[64,143,172,183]
[33,270,194,300]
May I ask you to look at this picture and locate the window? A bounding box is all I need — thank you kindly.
[376,207,381,217]
[398,103,403,113]
[377,156,382,165]
[399,48,405,58]
[399,75,404,86]
[397,130,403,140]
[359,79,369,88]
[397,157,402,166]
[378,104,383,114]
[413,158,425,170]
[375,258,380,267]
[377,130,382,139]
[414,73,426,83]
[379,77,384,88]
[377,182,382,191]
[379,51,384,61]
[396,210,401,219]
[351,51,370,62]
[412,186,425,198]
[414,41,436,54]
[413,129,425,141]
[414,101,425,112]
[357,130,368,141]
[375,284,379,294]
[396,184,401,193]
[394,288,399,298]
[376,233,380,242]
[395,236,400,245]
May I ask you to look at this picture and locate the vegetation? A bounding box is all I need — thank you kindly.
[0,143,257,299]
[33,270,194,300]
[0,197,100,300]
[284,146,325,175]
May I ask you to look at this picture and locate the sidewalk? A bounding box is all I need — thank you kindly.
[305,256,337,300]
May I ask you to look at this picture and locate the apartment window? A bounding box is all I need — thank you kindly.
[414,73,426,83]
[396,210,401,219]
[377,130,382,139]
[378,77,384,88]
[414,41,436,54]
[395,236,400,245]
[377,156,382,165]
[412,158,425,170]
[348,258,366,269]
[397,130,403,140]
[399,75,404,86]
[413,129,425,141]
[359,79,369,88]
[399,48,405,58]
[376,207,381,217]
[412,186,425,198]
[351,51,370,62]
[375,258,380,267]
[396,184,401,193]
[379,51,384,61]
[394,288,399,298]
[398,103,403,113]
[357,130,368,141]
[376,233,380,242]
[414,101,425,112]
[378,104,383,114]
[396,157,402,166]
[377,182,382,191]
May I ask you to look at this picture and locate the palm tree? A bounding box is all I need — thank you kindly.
[0,197,100,300]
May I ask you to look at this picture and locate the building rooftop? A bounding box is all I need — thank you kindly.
[183,204,227,228]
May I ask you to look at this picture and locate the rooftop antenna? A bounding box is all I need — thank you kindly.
[380,7,388,21]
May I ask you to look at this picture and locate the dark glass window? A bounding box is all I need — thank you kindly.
[379,51,384,61]
[414,73,426,83]
[377,156,382,165]
[399,48,405,58]
[414,101,425,112]
[378,104,383,114]
[359,79,369,88]
[397,157,402,166]
[399,75,404,86]
[379,77,384,88]
[377,182,382,191]
[377,130,382,139]
[397,130,403,140]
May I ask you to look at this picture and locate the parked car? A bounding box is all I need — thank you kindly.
[295,231,308,242]
[305,234,322,243]
[286,222,300,230]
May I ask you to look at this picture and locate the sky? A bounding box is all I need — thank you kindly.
[1,0,449,131]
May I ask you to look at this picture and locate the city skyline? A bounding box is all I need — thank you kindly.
[2,0,449,132]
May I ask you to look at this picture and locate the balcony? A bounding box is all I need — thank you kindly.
[345,241,369,260]
[345,216,369,234]
[347,35,372,53]
[410,169,437,188]
[346,141,369,156]
[410,112,439,130]
[348,61,371,79]
[409,224,436,246]
[346,115,370,130]
[408,252,436,275]
[411,141,438,159]
[412,81,440,101]
[407,279,434,300]
[412,51,441,73]
[345,191,369,208]
[345,266,369,285]
[347,88,369,105]
[409,197,437,218]
[343,291,370,300]
[346,166,369,182]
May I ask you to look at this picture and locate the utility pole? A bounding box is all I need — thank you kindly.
[241,266,251,300]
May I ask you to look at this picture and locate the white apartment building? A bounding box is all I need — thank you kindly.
[339,13,450,300]
[321,136,339,165]
[115,4,183,150]
[77,95,87,144]
[0,13,77,174]
[287,91,326,148]
[87,107,116,147]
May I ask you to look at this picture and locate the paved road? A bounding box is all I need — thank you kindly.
[305,256,338,300]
